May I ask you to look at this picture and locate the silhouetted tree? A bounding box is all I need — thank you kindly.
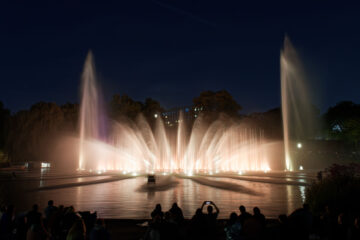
[245,107,283,139]
[192,90,242,121]
[0,101,10,151]
[142,98,164,123]
[324,101,360,147]
[60,103,79,132]
[5,102,65,162]
[109,94,142,121]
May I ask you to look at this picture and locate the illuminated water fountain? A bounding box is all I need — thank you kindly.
[281,36,317,171]
[78,52,271,174]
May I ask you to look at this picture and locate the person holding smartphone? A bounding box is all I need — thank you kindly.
[201,201,219,239]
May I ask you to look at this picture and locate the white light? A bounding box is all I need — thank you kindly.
[154,114,158,118]
[41,162,50,168]
[122,171,127,174]
[162,172,167,175]
[299,165,304,170]
[187,171,193,176]
[194,114,198,118]
[209,171,213,175]
[238,171,243,175]
[132,172,137,176]
[297,143,302,149]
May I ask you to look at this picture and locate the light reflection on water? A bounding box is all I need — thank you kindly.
[0,174,305,219]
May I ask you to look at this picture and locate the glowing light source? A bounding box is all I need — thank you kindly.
[297,143,302,149]
[154,114,158,118]
[41,162,51,168]
[299,165,304,170]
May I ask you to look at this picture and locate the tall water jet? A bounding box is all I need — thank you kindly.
[78,51,104,170]
[281,36,316,171]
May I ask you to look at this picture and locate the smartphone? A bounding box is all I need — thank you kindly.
[205,201,211,205]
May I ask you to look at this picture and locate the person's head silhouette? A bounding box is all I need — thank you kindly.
[155,204,162,211]
[207,205,213,214]
[33,204,38,212]
[239,205,246,214]
[253,207,260,215]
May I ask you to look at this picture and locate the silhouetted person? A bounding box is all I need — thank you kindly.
[0,205,15,240]
[350,216,360,240]
[253,207,266,228]
[161,211,180,240]
[26,204,42,229]
[13,212,27,240]
[224,212,242,240]
[51,205,64,238]
[44,200,57,220]
[90,219,110,240]
[169,203,184,224]
[188,208,206,240]
[151,204,164,220]
[26,204,48,240]
[288,203,313,240]
[201,201,219,240]
[242,207,264,240]
[275,214,290,240]
[66,218,86,240]
[62,206,80,237]
[144,214,162,240]
[319,205,336,239]
[334,212,349,240]
[238,205,251,225]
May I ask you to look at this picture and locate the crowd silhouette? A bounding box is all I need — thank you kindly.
[0,200,108,240]
[1,200,360,240]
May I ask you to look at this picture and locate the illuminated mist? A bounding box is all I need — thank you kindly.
[78,52,272,174]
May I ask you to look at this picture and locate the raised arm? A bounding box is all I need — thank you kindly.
[211,201,220,214]
[201,201,207,211]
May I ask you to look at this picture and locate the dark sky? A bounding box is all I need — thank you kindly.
[1,1,360,113]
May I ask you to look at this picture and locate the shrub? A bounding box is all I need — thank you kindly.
[306,163,360,215]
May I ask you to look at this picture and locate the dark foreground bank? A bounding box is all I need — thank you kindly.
[1,199,360,240]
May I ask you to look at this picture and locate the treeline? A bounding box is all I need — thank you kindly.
[0,91,359,163]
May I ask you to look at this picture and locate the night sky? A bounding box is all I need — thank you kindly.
[1,1,360,113]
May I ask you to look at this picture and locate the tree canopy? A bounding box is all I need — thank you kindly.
[324,101,360,146]
[192,90,242,117]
